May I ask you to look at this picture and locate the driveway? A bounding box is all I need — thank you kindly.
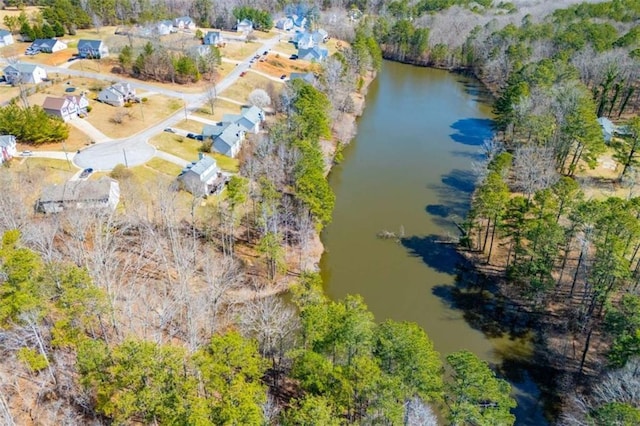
[68,118,111,143]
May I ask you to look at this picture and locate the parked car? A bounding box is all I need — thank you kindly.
[240,71,247,77]
[280,74,286,80]
[79,168,94,179]
[263,50,268,55]
[164,128,176,133]
[186,133,196,139]
[289,54,298,60]
[21,150,32,156]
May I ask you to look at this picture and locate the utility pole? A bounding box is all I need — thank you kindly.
[123,148,129,167]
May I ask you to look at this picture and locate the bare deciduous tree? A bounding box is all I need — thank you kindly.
[512,145,559,201]
[248,89,271,109]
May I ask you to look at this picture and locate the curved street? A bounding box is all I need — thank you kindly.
[44,33,284,171]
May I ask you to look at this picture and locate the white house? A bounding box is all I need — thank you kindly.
[276,17,294,31]
[236,19,253,34]
[177,154,226,196]
[67,94,90,114]
[156,20,176,36]
[3,63,47,84]
[0,135,17,164]
[36,178,121,214]
[174,16,196,30]
[42,96,79,121]
[293,30,328,49]
[97,82,137,107]
[222,105,265,134]
[0,29,14,46]
[291,15,307,29]
[203,31,225,46]
[77,39,109,59]
[30,38,67,53]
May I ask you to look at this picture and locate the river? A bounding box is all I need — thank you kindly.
[320,61,549,424]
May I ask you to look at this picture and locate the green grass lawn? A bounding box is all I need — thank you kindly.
[211,153,239,172]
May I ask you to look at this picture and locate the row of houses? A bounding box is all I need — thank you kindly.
[202,105,265,158]
[24,38,109,58]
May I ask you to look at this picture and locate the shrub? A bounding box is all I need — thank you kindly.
[110,163,133,180]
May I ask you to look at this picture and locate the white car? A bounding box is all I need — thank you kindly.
[21,150,33,156]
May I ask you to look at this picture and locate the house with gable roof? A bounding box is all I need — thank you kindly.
[222,105,265,134]
[177,153,226,195]
[36,177,120,214]
[276,17,294,31]
[30,38,67,53]
[290,72,316,84]
[3,63,47,84]
[43,96,79,121]
[174,16,196,30]
[77,39,109,59]
[236,19,253,34]
[203,31,225,46]
[298,46,328,62]
[98,82,137,106]
[0,29,14,46]
[156,20,176,36]
[0,135,17,164]
[202,122,246,158]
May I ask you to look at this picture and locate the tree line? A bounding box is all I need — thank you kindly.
[0,103,68,144]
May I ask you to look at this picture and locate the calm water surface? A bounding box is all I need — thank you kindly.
[320,61,548,425]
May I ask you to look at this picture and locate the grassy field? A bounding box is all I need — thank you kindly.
[220,72,273,104]
[211,153,239,172]
[193,98,246,122]
[174,119,206,133]
[151,132,201,160]
[12,158,75,184]
[220,41,260,61]
[146,157,183,176]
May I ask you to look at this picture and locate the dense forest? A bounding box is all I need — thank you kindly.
[1,0,639,424]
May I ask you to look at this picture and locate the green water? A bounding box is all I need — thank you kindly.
[320,61,548,424]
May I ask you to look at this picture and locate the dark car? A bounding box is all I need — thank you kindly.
[195,135,204,141]
[280,74,286,80]
[290,54,298,60]
[164,128,176,133]
[186,133,196,139]
[240,71,247,77]
[79,168,94,179]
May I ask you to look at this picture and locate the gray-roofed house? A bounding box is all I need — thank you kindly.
[77,39,109,58]
[298,46,328,62]
[290,72,316,84]
[236,19,253,34]
[36,177,121,214]
[203,31,225,46]
[98,82,137,106]
[223,105,265,134]
[276,17,294,31]
[0,135,17,164]
[177,153,226,195]
[156,20,176,36]
[3,63,47,84]
[174,16,196,30]
[42,96,79,121]
[30,38,67,53]
[0,29,14,46]
[291,15,307,29]
[202,122,246,158]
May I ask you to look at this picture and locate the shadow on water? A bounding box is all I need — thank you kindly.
[401,235,462,275]
[450,118,495,146]
[457,79,495,103]
[427,168,476,229]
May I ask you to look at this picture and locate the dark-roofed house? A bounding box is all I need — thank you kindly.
[298,46,328,62]
[98,82,137,106]
[77,39,109,59]
[0,135,17,164]
[174,16,196,30]
[177,153,226,195]
[43,96,79,121]
[36,177,121,214]
[30,38,67,53]
[223,105,265,134]
[0,29,14,46]
[3,63,47,84]
[290,72,316,84]
[202,122,246,158]
[203,31,224,46]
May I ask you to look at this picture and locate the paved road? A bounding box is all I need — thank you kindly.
[71,34,283,171]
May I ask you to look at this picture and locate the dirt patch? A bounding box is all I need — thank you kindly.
[254,54,318,78]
